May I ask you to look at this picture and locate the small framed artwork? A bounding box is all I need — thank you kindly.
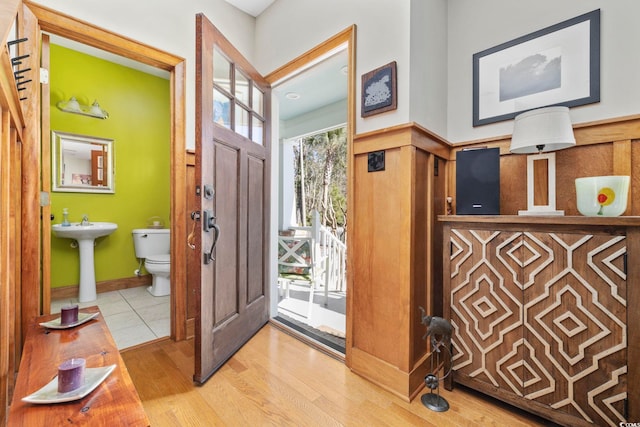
[473,9,600,126]
[361,61,397,117]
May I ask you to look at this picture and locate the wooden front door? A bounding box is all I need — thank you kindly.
[194,13,271,383]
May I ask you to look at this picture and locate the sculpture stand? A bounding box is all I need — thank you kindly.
[420,341,450,412]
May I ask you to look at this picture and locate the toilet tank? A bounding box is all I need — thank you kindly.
[132,228,170,258]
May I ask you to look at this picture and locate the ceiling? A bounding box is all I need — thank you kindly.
[273,50,348,122]
[223,0,276,17]
[49,34,170,79]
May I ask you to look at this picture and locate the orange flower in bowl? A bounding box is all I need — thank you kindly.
[596,187,616,215]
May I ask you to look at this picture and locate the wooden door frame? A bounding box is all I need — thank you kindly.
[23,1,189,340]
[264,25,356,365]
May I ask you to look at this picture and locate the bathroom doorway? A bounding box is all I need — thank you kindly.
[29,3,188,348]
[45,35,173,349]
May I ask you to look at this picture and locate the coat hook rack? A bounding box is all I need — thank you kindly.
[8,38,31,101]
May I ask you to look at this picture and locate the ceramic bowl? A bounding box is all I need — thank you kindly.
[575,176,630,216]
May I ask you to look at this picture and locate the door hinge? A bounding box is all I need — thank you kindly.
[623,397,628,420]
[623,253,628,275]
[40,67,49,84]
[40,191,50,207]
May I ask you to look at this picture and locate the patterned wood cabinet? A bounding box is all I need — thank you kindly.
[441,216,639,427]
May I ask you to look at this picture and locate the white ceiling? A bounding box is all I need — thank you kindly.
[223,0,276,17]
[273,49,348,122]
[49,34,170,79]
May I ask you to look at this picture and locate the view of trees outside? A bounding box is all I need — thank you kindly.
[292,126,347,233]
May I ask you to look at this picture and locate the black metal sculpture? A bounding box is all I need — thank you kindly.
[419,306,452,351]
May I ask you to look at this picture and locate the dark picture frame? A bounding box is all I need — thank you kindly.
[361,61,397,117]
[473,9,600,127]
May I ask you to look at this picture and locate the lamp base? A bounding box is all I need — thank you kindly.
[518,209,564,216]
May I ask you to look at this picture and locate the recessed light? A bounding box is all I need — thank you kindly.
[285,92,300,100]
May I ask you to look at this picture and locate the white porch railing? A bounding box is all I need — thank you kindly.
[317,224,347,292]
[285,210,347,293]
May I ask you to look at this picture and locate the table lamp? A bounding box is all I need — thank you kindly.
[510,106,575,215]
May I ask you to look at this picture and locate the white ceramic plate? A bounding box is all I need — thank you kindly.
[39,312,99,329]
[21,365,116,404]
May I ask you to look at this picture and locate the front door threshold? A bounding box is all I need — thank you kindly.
[270,316,345,361]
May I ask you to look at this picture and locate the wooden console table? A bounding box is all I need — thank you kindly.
[8,306,149,426]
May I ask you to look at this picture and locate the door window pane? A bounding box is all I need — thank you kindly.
[214,89,231,128]
[252,86,264,117]
[213,49,231,93]
[212,47,266,144]
[235,71,250,106]
[235,105,250,138]
[252,116,264,145]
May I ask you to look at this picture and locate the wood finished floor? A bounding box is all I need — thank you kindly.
[121,324,556,426]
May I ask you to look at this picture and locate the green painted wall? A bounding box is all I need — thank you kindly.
[50,44,170,289]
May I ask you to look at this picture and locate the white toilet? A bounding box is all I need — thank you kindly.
[132,228,171,296]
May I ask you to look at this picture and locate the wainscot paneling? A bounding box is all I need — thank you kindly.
[349,123,448,400]
[447,115,640,216]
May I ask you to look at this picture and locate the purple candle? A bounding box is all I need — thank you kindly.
[60,304,79,325]
[57,358,86,393]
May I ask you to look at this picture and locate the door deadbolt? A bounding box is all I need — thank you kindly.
[203,184,214,200]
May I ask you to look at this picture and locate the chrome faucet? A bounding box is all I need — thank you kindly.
[81,214,90,226]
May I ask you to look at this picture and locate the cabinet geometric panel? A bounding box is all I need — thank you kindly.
[448,228,627,427]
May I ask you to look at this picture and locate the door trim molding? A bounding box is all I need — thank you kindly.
[265,25,356,367]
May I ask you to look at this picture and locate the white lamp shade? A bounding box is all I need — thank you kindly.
[64,97,81,112]
[89,101,108,118]
[510,106,576,154]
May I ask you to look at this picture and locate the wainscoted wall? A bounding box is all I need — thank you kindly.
[347,114,640,401]
[49,44,171,289]
[348,123,448,400]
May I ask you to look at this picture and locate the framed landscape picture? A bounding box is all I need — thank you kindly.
[473,9,600,126]
[361,61,397,117]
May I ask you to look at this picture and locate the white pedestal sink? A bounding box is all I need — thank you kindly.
[52,222,118,302]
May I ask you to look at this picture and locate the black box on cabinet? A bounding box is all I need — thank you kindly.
[456,147,500,215]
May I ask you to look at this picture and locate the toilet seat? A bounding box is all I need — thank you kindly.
[145,254,170,265]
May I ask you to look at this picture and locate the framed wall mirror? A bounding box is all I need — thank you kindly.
[52,131,115,193]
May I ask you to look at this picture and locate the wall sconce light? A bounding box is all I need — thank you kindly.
[510,106,575,215]
[57,97,109,119]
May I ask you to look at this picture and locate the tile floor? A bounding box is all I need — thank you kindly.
[51,286,170,350]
